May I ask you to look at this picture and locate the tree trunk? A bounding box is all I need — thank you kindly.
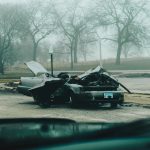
[0,59,4,74]
[115,43,122,65]
[73,33,79,63]
[83,46,87,62]
[124,52,128,59]
[33,43,38,61]
[84,54,87,62]
[70,41,74,70]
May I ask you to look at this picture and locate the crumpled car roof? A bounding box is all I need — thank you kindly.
[78,66,105,79]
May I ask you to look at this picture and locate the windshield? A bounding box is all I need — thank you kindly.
[0,0,150,125]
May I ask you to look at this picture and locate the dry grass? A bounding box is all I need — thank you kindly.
[1,57,150,79]
[0,79,19,83]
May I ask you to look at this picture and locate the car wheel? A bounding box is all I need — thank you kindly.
[70,93,78,108]
[39,101,51,108]
[90,102,99,108]
[33,94,51,108]
[33,95,39,104]
[110,102,118,108]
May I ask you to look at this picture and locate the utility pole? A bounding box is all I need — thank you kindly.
[98,38,103,67]
[49,49,54,76]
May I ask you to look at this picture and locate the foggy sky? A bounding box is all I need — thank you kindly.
[0,0,25,3]
[0,0,149,60]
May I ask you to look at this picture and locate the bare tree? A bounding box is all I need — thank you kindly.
[122,43,141,58]
[0,4,19,74]
[20,0,56,61]
[79,32,97,61]
[52,0,93,69]
[96,0,149,64]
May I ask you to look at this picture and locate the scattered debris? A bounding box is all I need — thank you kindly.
[5,81,19,87]
[0,82,17,93]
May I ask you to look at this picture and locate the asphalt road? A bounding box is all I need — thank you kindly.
[118,78,150,94]
[1,76,150,123]
[0,92,150,123]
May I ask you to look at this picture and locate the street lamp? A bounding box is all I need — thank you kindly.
[49,49,54,76]
[98,38,103,67]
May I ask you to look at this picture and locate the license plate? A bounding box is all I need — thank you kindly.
[104,92,113,99]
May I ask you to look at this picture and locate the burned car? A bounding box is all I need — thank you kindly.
[17,61,130,108]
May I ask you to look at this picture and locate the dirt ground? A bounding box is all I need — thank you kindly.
[0,91,150,123]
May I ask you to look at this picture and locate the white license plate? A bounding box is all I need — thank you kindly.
[104,92,113,99]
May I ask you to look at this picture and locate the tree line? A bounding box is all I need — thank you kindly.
[0,0,149,74]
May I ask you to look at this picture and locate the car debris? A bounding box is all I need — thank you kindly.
[0,82,17,93]
[17,61,131,108]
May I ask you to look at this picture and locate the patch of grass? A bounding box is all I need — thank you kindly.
[0,72,33,79]
[1,57,150,79]
[104,58,150,70]
[0,79,19,83]
[53,58,150,71]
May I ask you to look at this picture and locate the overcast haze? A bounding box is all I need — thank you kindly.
[0,0,149,69]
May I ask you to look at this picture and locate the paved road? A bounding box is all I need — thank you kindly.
[118,78,150,94]
[110,70,150,73]
[0,92,150,123]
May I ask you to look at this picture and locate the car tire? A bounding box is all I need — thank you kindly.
[70,93,79,108]
[91,102,99,108]
[110,102,118,108]
[39,101,51,108]
[33,95,39,104]
[33,94,51,108]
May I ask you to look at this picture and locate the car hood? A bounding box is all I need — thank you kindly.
[25,61,48,76]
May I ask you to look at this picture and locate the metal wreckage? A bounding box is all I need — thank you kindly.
[17,61,131,108]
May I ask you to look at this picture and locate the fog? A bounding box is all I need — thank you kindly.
[0,0,25,3]
[0,0,150,74]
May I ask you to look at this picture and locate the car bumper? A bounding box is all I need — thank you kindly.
[17,85,31,96]
[74,91,124,104]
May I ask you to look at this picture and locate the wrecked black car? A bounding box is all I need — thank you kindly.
[17,61,130,108]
